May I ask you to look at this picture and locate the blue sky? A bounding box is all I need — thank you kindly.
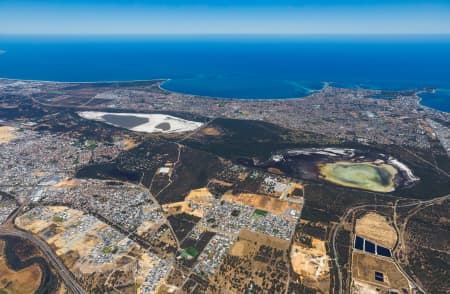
[1,0,450,34]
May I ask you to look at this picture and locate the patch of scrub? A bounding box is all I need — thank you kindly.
[0,246,43,294]
[318,162,397,192]
[78,111,203,134]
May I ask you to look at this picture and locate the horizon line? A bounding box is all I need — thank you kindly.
[2,33,450,36]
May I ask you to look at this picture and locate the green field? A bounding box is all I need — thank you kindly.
[102,246,112,254]
[318,162,397,192]
[253,209,268,217]
[181,247,199,259]
[52,216,64,223]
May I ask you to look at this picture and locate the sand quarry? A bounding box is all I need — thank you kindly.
[291,238,330,289]
[78,111,203,134]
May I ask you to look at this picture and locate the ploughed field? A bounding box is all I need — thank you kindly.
[318,162,397,192]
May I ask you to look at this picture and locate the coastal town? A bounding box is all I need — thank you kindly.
[1,79,447,150]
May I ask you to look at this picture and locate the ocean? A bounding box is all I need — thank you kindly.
[0,35,450,112]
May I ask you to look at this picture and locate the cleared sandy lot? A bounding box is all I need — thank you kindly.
[221,192,302,216]
[162,187,214,218]
[0,126,16,144]
[352,251,410,292]
[355,212,397,249]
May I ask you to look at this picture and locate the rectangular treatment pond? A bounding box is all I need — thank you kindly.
[376,245,392,257]
[354,236,364,250]
[364,240,376,254]
[354,235,392,258]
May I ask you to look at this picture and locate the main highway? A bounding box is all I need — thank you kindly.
[0,205,86,294]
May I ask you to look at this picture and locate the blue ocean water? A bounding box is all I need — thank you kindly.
[0,35,450,111]
[417,89,450,113]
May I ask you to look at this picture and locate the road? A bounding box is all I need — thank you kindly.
[144,143,184,250]
[0,205,86,294]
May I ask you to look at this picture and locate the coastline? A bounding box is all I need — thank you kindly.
[0,77,169,84]
[0,76,447,113]
[415,88,450,113]
[157,79,322,101]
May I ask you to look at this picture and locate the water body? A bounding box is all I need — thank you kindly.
[318,162,397,193]
[0,35,450,110]
[354,235,392,258]
[102,114,149,129]
[418,89,450,113]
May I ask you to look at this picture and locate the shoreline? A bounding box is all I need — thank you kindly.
[415,88,450,113]
[157,79,322,101]
[0,77,169,84]
[0,76,447,113]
